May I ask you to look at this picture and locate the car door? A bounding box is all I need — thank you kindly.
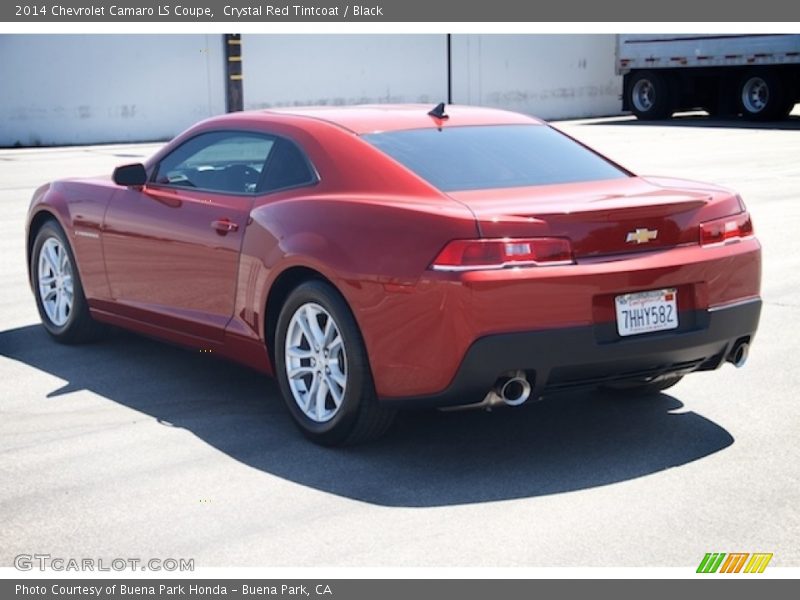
[102,131,275,342]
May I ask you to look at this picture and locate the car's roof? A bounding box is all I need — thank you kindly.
[250,104,544,135]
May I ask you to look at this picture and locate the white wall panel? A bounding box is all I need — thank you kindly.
[0,35,623,146]
[242,35,448,109]
[0,35,226,146]
[451,35,622,120]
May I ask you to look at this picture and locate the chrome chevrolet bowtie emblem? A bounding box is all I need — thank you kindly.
[626,228,658,244]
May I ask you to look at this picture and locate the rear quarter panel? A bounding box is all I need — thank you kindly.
[227,192,479,382]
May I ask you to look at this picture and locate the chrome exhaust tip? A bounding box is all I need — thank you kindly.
[440,370,534,412]
[496,371,532,406]
[728,341,749,368]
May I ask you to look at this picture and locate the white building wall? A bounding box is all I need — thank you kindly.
[451,35,622,120]
[241,35,448,109]
[0,34,623,147]
[0,35,226,147]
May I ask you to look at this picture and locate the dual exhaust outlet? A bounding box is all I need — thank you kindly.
[457,339,749,413]
[496,339,750,403]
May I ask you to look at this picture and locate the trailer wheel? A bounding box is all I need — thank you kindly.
[738,71,788,120]
[628,71,673,120]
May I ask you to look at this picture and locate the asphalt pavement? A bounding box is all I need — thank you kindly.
[1,111,799,568]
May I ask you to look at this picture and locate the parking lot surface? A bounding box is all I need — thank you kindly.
[1,111,799,568]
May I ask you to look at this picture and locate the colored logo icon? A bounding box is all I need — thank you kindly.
[697,553,773,573]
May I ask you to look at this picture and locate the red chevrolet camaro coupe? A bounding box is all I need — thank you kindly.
[26,104,761,445]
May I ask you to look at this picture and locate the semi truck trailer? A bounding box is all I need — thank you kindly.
[617,34,800,120]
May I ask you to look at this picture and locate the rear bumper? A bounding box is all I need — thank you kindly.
[382,298,761,408]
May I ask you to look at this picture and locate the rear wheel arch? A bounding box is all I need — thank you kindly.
[264,266,349,370]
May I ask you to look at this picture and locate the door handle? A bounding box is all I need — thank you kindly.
[211,218,239,234]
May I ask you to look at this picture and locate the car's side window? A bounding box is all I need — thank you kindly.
[153,131,275,194]
[259,137,317,193]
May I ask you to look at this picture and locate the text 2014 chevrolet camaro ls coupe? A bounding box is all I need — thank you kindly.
[26,104,761,445]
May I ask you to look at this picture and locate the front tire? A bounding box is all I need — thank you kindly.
[274,280,396,446]
[31,219,103,343]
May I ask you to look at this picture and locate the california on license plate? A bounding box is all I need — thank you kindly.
[615,288,678,337]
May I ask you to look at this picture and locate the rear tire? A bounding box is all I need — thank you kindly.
[31,219,104,344]
[274,280,396,446]
[628,71,674,120]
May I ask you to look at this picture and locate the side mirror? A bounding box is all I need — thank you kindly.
[112,163,147,187]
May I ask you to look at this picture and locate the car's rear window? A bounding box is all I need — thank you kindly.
[362,124,629,192]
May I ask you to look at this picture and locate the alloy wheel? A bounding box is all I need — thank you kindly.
[37,237,74,327]
[284,302,347,423]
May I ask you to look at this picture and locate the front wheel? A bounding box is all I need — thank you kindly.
[274,280,396,446]
[31,219,104,343]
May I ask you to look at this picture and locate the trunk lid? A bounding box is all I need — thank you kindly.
[447,177,739,258]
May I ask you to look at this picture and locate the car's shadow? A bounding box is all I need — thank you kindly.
[583,112,800,130]
[0,324,734,507]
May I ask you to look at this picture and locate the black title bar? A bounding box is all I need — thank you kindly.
[4,579,799,600]
[3,0,800,22]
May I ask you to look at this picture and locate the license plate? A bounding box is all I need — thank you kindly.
[615,288,678,337]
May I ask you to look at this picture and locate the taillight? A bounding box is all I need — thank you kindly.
[699,212,754,247]
[431,238,574,271]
